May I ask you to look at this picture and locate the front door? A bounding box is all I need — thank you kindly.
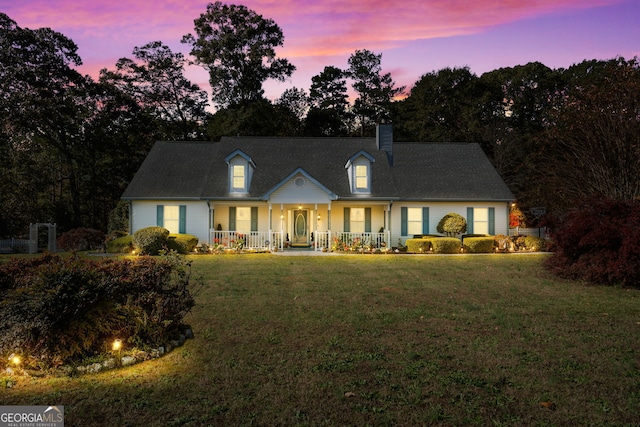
[293,210,308,245]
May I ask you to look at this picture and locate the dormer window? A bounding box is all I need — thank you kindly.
[355,165,368,190]
[345,150,374,194]
[225,150,255,194]
[232,164,246,190]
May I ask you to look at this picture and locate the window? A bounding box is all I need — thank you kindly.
[466,207,495,235]
[355,165,368,189]
[345,151,374,194]
[407,208,423,235]
[350,208,365,233]
[163,206,180,234]
[229,206,258,232]
[400,207,429,237]
[156,205,186,234]
[235,207,251,233]
[343,207,371,232]
[232,164,245,190]
[474,208,489,235]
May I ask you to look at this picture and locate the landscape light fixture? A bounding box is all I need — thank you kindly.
[112,339,122,352]
[9,354,20,366]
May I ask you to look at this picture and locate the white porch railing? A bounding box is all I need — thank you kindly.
[209,230,390,252]
[210,230,284,250]
[314,231,390,251]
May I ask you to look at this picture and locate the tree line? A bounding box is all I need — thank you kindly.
[1,2,638,237]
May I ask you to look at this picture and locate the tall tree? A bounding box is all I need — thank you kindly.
[182,1,296,108]
[398,67,481,142]
[346,49,404,136]
[305,66,351,136]
[0,13,89,231]
[530,57,640,212]
[100,41,209,140]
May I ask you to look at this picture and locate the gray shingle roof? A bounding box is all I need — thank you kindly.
[121,137,514,202]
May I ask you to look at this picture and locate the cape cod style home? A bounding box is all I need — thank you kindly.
[121,124,514,251]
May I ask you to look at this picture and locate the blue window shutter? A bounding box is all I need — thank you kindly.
[365,208,371,232]
[401,207,408,236]
[467,207,474,234]
[344,208,350,232]
[179,205,186,234]
[229,207,236,231]
[422,207,429,234]
[488,207,495,235]
[251,207,258,231]
[157,205,164,227]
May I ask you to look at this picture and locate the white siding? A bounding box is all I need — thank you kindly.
[389,201,510,245]
[131,200,210,244]
[269,176,332,204]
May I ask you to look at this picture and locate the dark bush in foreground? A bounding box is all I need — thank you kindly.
[0,253,199,367]
[57,228,105,251]
[133,226,170,255]
[544,197,640,287]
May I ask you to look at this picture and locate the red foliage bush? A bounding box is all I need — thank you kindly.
[544,196,640,287]
[57,227,105,251]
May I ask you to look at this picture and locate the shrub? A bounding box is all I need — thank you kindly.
[437,213,467,236]
[544,196,640,287]
[427,237,461,254]
[133,227,170,255]
[405,239,431,253]
[0,253,199,367]
[106,235,134,254]
[167,234,199,254]
[524,236,546,251]
[57,228,105,251]
[463,237,495,253]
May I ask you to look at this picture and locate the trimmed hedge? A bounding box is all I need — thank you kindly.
[133,227,170,255]
[167,234,199,254]
[463,237,495,253]
[405,239,431,253]
[427,237,461,254]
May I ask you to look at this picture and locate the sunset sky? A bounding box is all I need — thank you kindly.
[2,0,638,102]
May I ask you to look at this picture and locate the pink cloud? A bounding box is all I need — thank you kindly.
[3,0,635,102]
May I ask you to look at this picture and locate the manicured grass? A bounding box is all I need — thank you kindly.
[2,253,639,426]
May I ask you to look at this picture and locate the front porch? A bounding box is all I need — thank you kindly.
[209,230,391,252]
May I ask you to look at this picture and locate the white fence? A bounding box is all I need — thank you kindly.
[314,231,390,251]
[509,227,547,239]
[0,238,30,254]
[210,230,284,250]
[209,230,391,252]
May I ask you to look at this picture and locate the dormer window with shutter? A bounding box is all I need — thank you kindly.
[345,150,374,194]
[225,150,255,194]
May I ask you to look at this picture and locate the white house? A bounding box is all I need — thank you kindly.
[121,124,514,251]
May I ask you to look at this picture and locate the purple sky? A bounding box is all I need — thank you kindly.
[2,0,638,103]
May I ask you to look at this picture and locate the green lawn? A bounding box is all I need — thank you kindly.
[2,253,639,426]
